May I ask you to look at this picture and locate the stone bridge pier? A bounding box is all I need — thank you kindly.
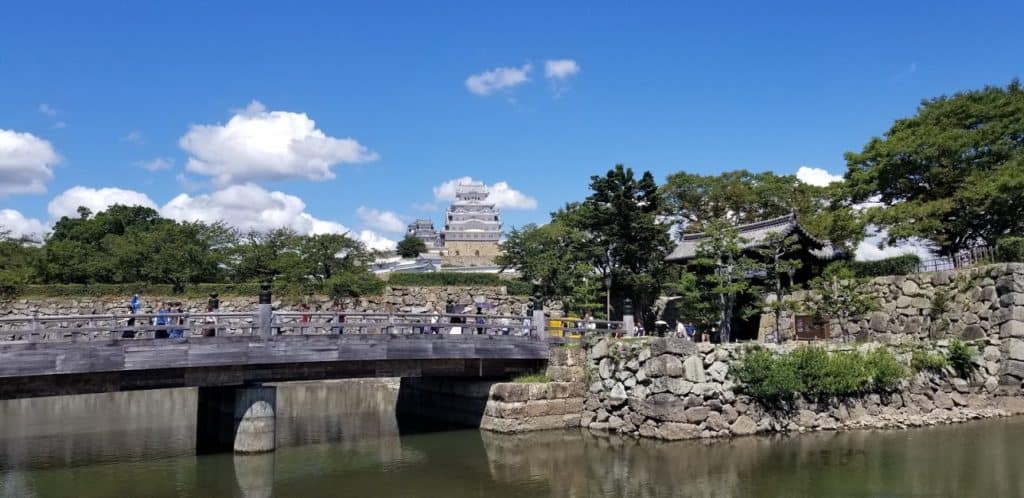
[196,385,277,454]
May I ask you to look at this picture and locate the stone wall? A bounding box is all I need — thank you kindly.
[770,263,1024,345]
[582,337,1024,441]
[0,286,534,317]
[480,346,586,433]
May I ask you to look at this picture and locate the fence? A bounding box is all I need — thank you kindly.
[917,246,996,273]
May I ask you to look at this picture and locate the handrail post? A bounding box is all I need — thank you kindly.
[257,282,272,338]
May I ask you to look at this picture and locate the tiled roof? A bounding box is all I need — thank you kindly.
[665,213,843,262]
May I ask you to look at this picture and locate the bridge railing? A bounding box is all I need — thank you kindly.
[0,311,545,342]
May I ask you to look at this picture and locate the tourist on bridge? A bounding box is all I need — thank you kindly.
[475,307,486,335]
[169,304,184,338]
[154,303,170,339]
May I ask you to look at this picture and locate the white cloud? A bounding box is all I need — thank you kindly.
[179,100,378,186]
[137,157,174,172]
[160,183,395,250]
[47,186,158,219]
[433,176,538,210]
[795,166,843,187]
[38,104,57,117]
[355,229,398,251]
[854,228,934,261]
[465,63,532,96]
[121,131,145,144]
[544,59,580,80]
[356,206,405,233]
[0,129,61,195]
[0,209,47,241]
[52,121,67,129]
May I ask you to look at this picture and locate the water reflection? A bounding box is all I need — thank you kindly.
[2,381,1024,497]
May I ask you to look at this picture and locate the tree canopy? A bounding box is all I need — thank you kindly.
[0,204,379,294]
[844,80,1024,255]
[396,234,428,258]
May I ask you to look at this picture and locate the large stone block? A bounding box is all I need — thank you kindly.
[648,337,696,356]
[730,415,758,435]
[644,354,684,378]
[1000,320,1024,338]
[684,406,709,423]
[961,325,985,341]
[629,393,689,422]
[902,280,921,297]
[682,355,706,383]
[1008,339,1024,362]
[657,422,701,440]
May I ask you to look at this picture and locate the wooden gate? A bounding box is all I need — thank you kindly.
[794,315,830,341]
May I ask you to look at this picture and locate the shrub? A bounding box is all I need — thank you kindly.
[734,346,909,408]
[848,254,922,278]
[865,348,908,391]
[732,347,802,406]
[946,339,976,378]
[910,349,948,373]
[997,236,1024,263]
[325,271,386,298]
[504,280,535,296]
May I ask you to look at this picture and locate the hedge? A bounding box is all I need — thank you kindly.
[387,272,534,295]
[997,236,1024,263]
[848,254,921,278]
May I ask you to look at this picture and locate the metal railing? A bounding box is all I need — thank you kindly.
[917,246,996,273]
[0,311,544,342]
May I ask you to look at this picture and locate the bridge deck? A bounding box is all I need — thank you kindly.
[0,334,549,400]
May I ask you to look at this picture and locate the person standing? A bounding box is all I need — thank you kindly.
[475,307,486,335]
[154,303,170,339]
[685,322,696,342]
[675,320,686,338]
[169,304,185,338]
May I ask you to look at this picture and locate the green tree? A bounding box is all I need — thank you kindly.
[396,234,428,258]
[807,266,878,342]
[135,221,228,291]
[497,222,598,311]
[298,233,369,285]
[666,271,718,332]
[572,165,673,322]
[660,169,865,252]
[230,228,303,283]
[844,80,1024,256]
[751,231,803,344]
[692,218,756,342]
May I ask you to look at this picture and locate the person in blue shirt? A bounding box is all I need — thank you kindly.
[154,302,170,339]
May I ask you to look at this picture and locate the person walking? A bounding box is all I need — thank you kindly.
[169,304,185,338]
[299,303,311,335]
[123,304,137,339]
[154,303,170,339]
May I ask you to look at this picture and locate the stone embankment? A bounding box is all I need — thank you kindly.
[776,263,1024,347]
[480,347,586,433]
[582,337,1024,441]
[0,286,533,317]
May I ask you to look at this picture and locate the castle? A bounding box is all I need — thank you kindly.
[405,181,502,267]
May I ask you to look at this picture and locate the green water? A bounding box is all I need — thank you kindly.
[2,381,1023,497]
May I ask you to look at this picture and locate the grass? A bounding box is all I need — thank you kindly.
[512,372,550,383]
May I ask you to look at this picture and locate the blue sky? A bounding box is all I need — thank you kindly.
[1,1,1022,251]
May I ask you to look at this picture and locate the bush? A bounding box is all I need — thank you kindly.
[848,254,922,278]
[325,271,386,298]
[997,236,1024,263]
[947,339,977,379]
[734,346,909,408]
[910,349,948,373]
[388,272,534,295]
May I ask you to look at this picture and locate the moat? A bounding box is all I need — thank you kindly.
[2,379,1023,498]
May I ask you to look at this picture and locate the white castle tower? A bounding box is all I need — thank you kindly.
[441,182,502,265]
